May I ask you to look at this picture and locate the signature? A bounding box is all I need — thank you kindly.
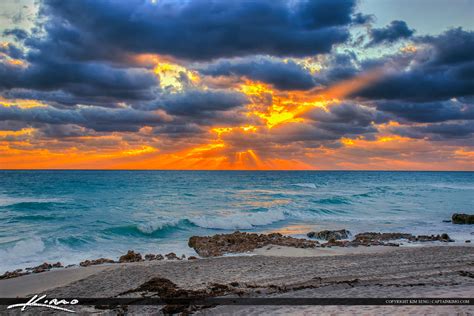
[7,294,78,313]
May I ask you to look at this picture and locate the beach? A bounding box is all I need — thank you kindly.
[1,244,473,315]
[1,171,473,314]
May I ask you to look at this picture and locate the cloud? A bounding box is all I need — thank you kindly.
[390,121,474,142]
[351,13,374,25]
[0,59,159,105]
[0,105,170,132]
[375,99,474,123]
[0,43,24,59]
[29,0,357,62]
[356,28,474,102]
[198,57,316,90]
[149,89,248,116]
[304,102,389,126]
[2,28,29,41]
[367,20,415,47]
[314,53,359,84]
[237,103,388,146]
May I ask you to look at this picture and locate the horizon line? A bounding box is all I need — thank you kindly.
[0,169,472,172]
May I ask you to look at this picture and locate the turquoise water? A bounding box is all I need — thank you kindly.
[0,171,473,272]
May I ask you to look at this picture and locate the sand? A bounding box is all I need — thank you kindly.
[0,264,112,298]
[1,245,473,315]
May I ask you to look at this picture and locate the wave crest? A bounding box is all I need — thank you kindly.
[189,208,287,230]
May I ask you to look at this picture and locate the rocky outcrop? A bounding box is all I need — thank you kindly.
[321,238,399,248]
[320,232,455,247]
[165,252,180,260]
[307,229,350,240]
[353,232,454,243]
[144,254,164,261]
[0,269,27,280]
[1,262,63,279]
[416,233,454,242]
[354,232,415,242]
[452,213,474,224]
[188,231,318,257]
[79,258,115,267]
[29,262,63,273]
[119,250,143,263]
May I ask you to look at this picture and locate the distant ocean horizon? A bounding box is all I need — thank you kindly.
[1,170,472,272]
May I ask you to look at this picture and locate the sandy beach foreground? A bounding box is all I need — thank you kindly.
[1,245,473,315]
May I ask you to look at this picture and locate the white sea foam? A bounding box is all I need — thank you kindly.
[0,196,68,207]
[429,184,474,190]
[190,208,287,230]
[0,237,46,271]
[293,183,317,189]
[137,219,182,234]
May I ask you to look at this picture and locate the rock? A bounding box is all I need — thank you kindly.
[354,232,455,243]
[188,231,318,257]
[318,231,456,248]
[52,262,63,268]
[321,239,399,248]
[165,252,179,260]
[452,213,474,224]
[354,232,415,242]
[144,254,165,261]
[144,254,156,261]
[0,269,27,280]
[416,234,454,242]
[79,258,115,267]
[188,256,198,260]
[32,262,52,273]
[441,233,453,242]
[119,250,143,263]
[307,229,350,240]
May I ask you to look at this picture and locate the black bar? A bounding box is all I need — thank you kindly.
[0,297,472,306]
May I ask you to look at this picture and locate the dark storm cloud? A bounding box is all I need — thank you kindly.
[2,89,136,108]
[375,100,474,123]
[367,20,415,47]
[0,43,24,59]
[390,121,474,141]
[2,28,29,41]
[0,105,169,132]
[356,28,474,102]
[149,90,248,116]
[304,103,389,126]
[30,0,357,62]
[252,102,386,145]
[0,59,159,105]
[37,124,91,138]
[351,13,374,25]
[199,57,316,90]
[314,53,359,84]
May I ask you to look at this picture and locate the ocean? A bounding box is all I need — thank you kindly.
[0,170,472,272]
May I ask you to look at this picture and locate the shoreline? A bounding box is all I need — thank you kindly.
[2,228,472,279]
[1,245,473,314]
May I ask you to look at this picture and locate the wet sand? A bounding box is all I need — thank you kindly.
[1,245,473,315]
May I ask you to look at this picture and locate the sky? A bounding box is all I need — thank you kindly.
[0,0,473,170]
